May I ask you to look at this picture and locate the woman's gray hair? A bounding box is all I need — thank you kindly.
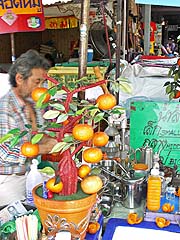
[8,49,50,87]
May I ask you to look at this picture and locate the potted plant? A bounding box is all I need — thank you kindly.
[164,58,180,100]
[0,68,131,239]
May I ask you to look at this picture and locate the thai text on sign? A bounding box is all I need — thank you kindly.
[130,101,180,171]
[45,16,78,29]
[0,0,43,15]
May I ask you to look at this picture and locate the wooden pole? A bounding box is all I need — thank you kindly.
[78,0,90,100]
[144,4,151,55]
[10,33,16,63]
[122,0,127,60]
[115,0,122,80]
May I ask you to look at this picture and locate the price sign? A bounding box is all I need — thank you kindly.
[130,101,180,172]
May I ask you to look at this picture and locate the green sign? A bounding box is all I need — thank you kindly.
[130,101,180,171]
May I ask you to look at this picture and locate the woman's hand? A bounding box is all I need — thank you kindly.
[38,136,58,155]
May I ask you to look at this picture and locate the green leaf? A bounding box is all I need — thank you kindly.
[88,106,99,111]
[55,175,61,185]
[48,122,61,128]
[63,135,74,143]
[19,131,28,138]
[94,112,105,123]
[80,100,89,104]
[61,143,73,152]
[117,76,131,83]
[25,124,32,129]
[174,73,179,81]
[8,128,20,134]
[166,85,172,94]
[111,108,124,115]
[56,114,68,123]
[89,108,99,118]
[47,132,56,138]
[163,82,170,87]
[169,91,175,100]
[36,93,47,108]
[31,133,44,144]
[75,107,87,115]
[49,142,67,153]
[119,82,132,94]
[48,87,57,96]
[43,110,60,119]
[9,135,21,148]
[49,103,65,111]
[0,133,13,143]
[69,103,78,112]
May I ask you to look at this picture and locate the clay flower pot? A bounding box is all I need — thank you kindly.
[32,184,97,239]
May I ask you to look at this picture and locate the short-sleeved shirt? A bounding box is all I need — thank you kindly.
[0,89,44,175]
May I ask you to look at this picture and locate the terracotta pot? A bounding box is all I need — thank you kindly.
[32,184,97,239]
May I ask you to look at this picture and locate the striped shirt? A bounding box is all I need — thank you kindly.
[0,89,44,174]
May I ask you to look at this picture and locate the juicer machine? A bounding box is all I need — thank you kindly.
[103,107,129,162]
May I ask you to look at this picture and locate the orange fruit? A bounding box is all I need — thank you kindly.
[92,132,109,147]
[46,177,63,193]
[31,87,51,103]
[177,58,180,66]
[87,222,100,234]
[174,90,180,99]
[21,142,39,157]
[78,164,91,179]
[72,124,94,141]
[81,175,103,194]
[96,93,117,110]
[83,147,103,163]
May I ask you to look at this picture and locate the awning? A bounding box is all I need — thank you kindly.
[42,0,73,5]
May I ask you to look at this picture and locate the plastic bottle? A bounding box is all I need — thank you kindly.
[153,152,160,170]
[26,159,43,206]
[147,168,161,212]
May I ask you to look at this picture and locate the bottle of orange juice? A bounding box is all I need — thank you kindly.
[147,168,161,212]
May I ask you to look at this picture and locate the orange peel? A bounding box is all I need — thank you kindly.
[127,213,143,225]
[155,217,170,228]
[162,203,174,213]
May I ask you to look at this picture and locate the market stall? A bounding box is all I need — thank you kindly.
[1,1,180,240]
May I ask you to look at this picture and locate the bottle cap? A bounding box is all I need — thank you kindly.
[30,159,38,169]
[151,168,159,176]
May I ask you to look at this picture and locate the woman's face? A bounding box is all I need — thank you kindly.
[17,68,47,99]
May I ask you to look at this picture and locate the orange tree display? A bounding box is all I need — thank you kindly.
[0,72,131,196]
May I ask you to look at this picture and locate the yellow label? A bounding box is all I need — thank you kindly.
[0,0,43,15]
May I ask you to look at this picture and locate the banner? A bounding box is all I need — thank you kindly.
[135,0,180,7]
[45,16,78,29]
[0,0,45,34]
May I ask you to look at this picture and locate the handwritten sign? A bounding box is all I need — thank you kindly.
[130,101,180,172]
[0,0,45,34]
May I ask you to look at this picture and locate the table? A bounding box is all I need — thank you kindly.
[102,218,180,240]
